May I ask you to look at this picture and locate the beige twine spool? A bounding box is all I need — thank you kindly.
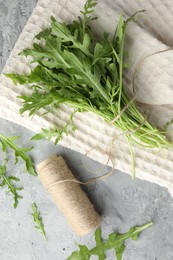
[37,155,101,236]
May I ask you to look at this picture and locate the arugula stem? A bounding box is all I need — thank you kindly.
[91,221,153,254]
[132,221,153,237]
[118,46,124,115]
[68,221,153,259]
[32,203,47,240]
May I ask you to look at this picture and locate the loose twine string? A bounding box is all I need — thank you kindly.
[47,148,115,190]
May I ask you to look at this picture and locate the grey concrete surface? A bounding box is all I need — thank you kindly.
[1,119,173,260]
[1,1,173,259]
[0,0,36,71]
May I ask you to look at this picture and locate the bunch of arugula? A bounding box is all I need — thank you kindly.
[68,222,153,260]
[0,132,36,207]
[5,0,172,177]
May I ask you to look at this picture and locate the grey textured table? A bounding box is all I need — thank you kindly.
[0,1,173,259]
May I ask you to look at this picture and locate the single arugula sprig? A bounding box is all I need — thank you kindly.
[31,109,77,144]
[31,127,64,144]
[0,133,36,176]
[31,203,46,240]
[68,222,153,260]
[0,161,23,208]
[5,0,173,177]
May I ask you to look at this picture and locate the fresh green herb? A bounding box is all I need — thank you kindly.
[5,0,173,177]
[31,109,77,144]
[31,203,46,240]
[68,222,153,260]
[0,133,36,176]
[0,132,36,207]
[0,161,23,208]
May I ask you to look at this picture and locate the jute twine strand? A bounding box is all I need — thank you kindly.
[37,155,101,236]
[81,147,115,182]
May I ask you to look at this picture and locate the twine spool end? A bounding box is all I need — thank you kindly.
[37,155,101,236]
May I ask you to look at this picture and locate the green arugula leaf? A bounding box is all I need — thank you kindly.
[0,133,36,176]
[31,127,64,144]
[21,38,70,70]
[95,228,107,259]
[51,19,92,57]
[5,66,61,88]
[35,28,52,40]
[80,0,97,40]
[5,73,33,85]
[0,131,36,207]
[69,245,91,260]
[31,203,46,240]
[68,222,153,260]
[19,91,56,116]
[63,50,110,102]
[31,109,77,144]
[0,162,23,208]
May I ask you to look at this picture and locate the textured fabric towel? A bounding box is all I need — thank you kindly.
[0,0,173,194]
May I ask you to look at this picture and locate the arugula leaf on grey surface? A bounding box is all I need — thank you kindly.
[68,222,153,260]
[5,0,173,177]
[0,161,23,208]
[0,132,36,176]
[0,131,36,207]
[31,203,46,240]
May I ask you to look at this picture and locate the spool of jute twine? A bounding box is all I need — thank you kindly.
[37,155,101,236]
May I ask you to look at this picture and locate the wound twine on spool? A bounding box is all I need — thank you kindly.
[37,155,101,236]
